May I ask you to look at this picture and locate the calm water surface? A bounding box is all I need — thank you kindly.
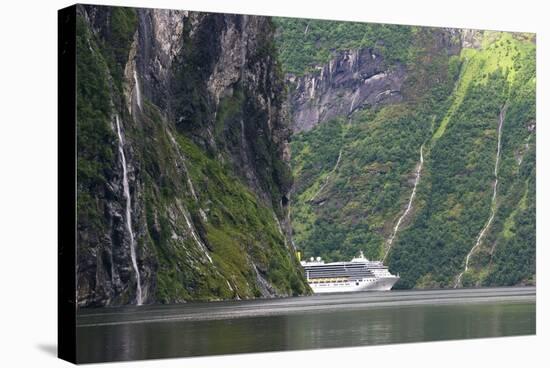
[77,297,535,363]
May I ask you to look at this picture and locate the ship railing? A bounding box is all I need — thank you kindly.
[308,277,350,283]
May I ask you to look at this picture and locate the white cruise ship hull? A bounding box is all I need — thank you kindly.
[309,276,399,294]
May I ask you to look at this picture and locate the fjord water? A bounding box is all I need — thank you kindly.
[76,287,535,363]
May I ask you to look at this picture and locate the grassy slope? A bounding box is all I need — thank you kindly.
[390,32,535,288]
[134,103,307,302]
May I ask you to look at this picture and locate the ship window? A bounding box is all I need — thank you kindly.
[356,282,359,286]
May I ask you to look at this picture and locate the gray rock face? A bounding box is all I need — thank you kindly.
[135,9,186,112]
[289,48,406,132]
[134,10,292,209]
[461,29,483,49]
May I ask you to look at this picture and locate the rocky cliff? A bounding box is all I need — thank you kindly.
[289,48,406,132]
[285,26,462,133]
[76,5,308,307]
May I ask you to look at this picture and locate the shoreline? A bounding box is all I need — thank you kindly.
[77,286,535,327]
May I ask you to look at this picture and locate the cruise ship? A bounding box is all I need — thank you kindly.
[300,251,399,293]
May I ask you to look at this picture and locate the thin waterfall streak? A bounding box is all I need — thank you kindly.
[226,280,234,292]
[455,105,506,288]
[133,69,142,110]
[166,130,213,264]
[115,115,143,305]
[309,148,343,202]
[182,209,213,264]
[310,77,316,99]
[240,119,246,149]
[384,144,424,262]
[347,90,360,124]
[494,108,505,176]
[166,129,198,201]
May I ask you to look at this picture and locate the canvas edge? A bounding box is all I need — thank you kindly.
[58,4,77,365]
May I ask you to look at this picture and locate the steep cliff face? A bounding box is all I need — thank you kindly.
[167,12,293,211]
[284,25,463,133]
[76,5,308,307]
[289,49,406,132]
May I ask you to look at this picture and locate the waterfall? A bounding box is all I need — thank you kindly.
[240,119,246,149]
[182,208,213,264]
[348,90,360,124]
[226,280,234,292]
[309,148,343,202]
[115,115,143,305]
[384,144,424,262]
[310,77,316,99]
[454,105,507,288]
[133,69,142,110]
[309,122,350,203]
[166,129,198,202]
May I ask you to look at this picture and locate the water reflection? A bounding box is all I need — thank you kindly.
[77,303,535,363]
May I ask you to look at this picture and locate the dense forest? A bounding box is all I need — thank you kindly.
[283,23,536,288]
[274,17,413,75]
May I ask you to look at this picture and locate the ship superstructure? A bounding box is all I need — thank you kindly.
[301,251,399,293]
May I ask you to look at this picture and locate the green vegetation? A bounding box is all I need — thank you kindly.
[75,7,138,230]
[77,7,535,305]
[130,101,308,301]
[291,28,458,262]
[390,32,535,288]
[95,7,137,89]
[76,16,116,235]
[172,16,291,218]
[77,10,308,304]
[290,29,535,288]
[292,103,438,262]
[76,8,139,251]
[104,73,306,302]
[432,32,530,141]
[274,17,413,75]
[177,129,307,299]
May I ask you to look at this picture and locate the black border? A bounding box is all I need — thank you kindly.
[58,4,77,364]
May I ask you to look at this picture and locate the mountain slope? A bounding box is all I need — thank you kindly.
[286,26,535,288]
[76,6,308,306]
